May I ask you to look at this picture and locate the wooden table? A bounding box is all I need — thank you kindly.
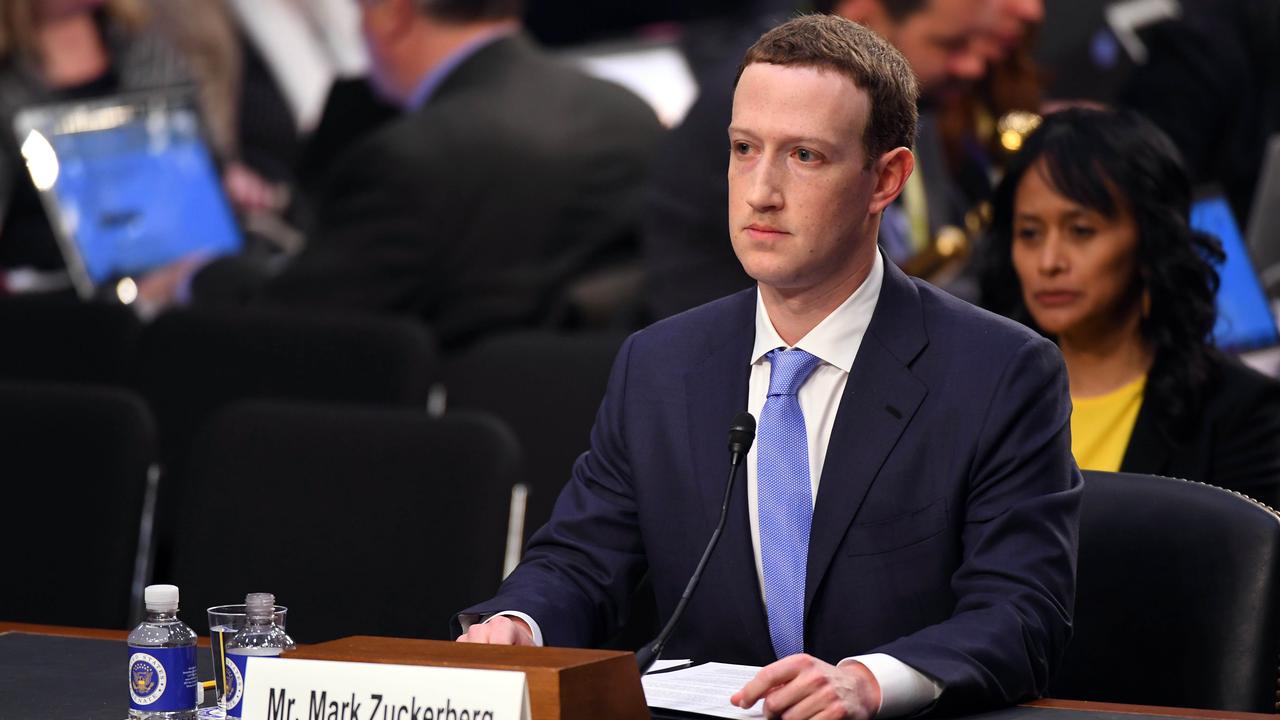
[2,623,1274,720]
[0,620,212,646]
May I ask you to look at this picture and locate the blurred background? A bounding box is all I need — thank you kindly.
[2,0,1279,676]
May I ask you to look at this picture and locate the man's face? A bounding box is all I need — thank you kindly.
[848,0,991,99]
[979,0,1043,61]
[728,63,881,298]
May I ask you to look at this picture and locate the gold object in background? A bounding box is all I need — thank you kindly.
[997,111,1043,154]
[936,226,967,258]
[903,225,970,280]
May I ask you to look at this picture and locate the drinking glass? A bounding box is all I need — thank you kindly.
[206,603,288,717]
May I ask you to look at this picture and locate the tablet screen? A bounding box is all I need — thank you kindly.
[1190,194,1279,352]
[15,93,242,295]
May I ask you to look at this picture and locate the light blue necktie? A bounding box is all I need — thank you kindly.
[758,347,822,659]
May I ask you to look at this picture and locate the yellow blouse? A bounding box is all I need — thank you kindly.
[1071,374,1148,472]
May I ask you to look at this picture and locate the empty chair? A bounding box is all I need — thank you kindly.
[135,307,439,459]
[134,307,441,570]
[442,330,659,649]
[170,401,520,642]
[1050,471,1280,713]
[0,296,141,385]
[0,382,156,629]
[444,330,625,543]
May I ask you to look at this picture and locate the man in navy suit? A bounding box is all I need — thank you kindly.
[456,15,1081,719]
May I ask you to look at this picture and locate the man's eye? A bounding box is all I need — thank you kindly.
[795,148,815,162]
[732,142,752,155]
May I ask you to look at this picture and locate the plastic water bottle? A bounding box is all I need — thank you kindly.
[127,584,198,719]
[224,593,295,720]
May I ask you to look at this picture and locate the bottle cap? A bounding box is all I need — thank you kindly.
[245,592,275,620]
[144,584,180,612]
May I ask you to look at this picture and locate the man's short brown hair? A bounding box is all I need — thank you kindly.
[736,14,919,164]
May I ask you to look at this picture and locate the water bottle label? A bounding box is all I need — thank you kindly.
[225,651,282,718]
[128,646,197,712]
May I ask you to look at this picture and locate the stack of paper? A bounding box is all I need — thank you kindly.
[642,662,766,719]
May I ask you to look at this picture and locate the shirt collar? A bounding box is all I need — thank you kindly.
[406,27,514,110]
[750,249,885,373]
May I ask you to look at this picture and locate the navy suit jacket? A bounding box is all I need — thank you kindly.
[460,261,1082,713]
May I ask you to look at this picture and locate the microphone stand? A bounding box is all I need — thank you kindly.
[635,413,754,674]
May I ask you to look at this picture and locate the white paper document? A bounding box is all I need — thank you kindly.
[642,662,766,719]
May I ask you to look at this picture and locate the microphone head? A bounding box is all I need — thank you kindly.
[728,411,756,458]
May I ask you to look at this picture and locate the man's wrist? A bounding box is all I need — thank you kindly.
[839,659,883,717]
[840,653,941,718]
[487,611,544,646]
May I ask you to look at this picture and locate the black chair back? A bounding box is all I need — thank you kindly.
[0,296,140,385]
[443,330,659,649]
[134,307,440,574]
[171,401,520,642]
[444,330,624,542]
[136,307,438,458]
[1050,470,1280,713]
[0,382,156,628]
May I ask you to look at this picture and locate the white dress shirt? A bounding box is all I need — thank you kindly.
[227,0,369,132]
[746,251,940,717]
[476,251,941,716]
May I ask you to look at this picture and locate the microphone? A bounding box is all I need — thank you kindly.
[635,411,756,674]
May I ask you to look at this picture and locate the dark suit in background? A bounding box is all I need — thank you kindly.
[1120,0,1280,222]
[638,16,771,320]
[460,260,1082,714]
[218,35,662,348]
[1122,352,1280,509]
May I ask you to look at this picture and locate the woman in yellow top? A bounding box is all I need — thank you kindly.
[979,108,1280,508]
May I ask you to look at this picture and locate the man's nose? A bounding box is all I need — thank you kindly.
[746,159,784,212]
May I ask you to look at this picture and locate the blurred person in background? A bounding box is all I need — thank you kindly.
[180,0,663,348]
[1119,0,1280,224]
[978,108,1280,507]
[152,0,373,254]
[935,0,1045,199]
[931,0,1044,299]
[0,0,304,295]
[0,0,190,293]
[640,0,995,321]
[163,0,371,207]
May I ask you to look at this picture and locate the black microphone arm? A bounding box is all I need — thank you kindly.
[635,411,756,674]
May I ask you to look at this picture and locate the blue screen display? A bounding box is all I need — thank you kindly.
[42,107,241,284]
[1190,196,1279,351]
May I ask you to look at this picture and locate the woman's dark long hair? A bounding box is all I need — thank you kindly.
[977,107,1225,439]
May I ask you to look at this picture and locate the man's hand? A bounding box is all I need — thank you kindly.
[731,654,881,720]
[133,252,209,317]
[455,615,535,646]
[223,162,288,214]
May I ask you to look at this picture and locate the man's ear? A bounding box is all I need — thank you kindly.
[867,147,914,215]
[376,0,422,41]
[370,0,420,42]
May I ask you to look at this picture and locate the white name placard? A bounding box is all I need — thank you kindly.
[240,657,530,720]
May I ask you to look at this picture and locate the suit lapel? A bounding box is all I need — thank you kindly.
[1119,385,1171,474]
[683,292,772,659]
[806,263,929,614]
